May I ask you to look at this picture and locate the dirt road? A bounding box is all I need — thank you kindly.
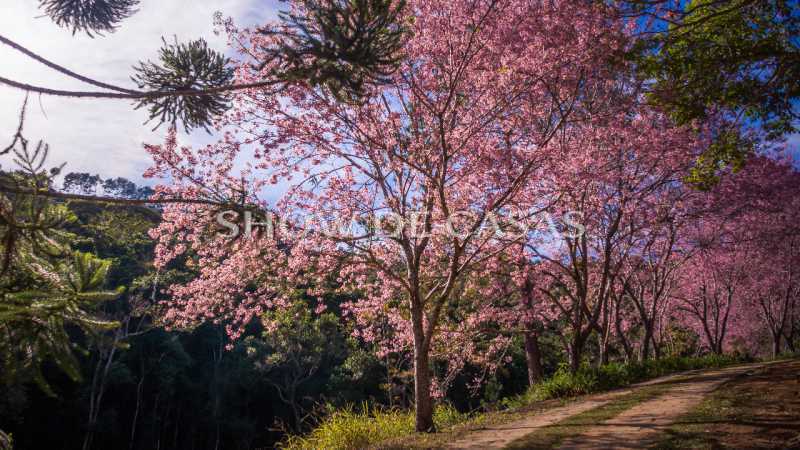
[446,363,767,450]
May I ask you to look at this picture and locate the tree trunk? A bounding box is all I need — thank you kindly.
[129,371,145,450]
[568,338,583,374]
[652,334,662,359]
[639,329,652,362]
[412,347,434,432]
[410,297,435,433]
[784,330,796,353]
[598,329,610,366]
[772,332,782,358]
[172,406,181,450]
[598,299,611,366]
[289,386,302,431]
[614,307,633,363]
[523,330,543,386]
[83,335,119,450]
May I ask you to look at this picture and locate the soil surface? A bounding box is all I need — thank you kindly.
[655,359,800,450]
[445,362,772,450]
[557,365,760,449]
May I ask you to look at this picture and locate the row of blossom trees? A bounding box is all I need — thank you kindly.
[674,156,800,357]
[141,0,799,432]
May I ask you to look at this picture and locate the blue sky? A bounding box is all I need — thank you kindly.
[0,0,277,184]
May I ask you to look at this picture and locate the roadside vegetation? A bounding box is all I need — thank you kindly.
[282,355,748,449]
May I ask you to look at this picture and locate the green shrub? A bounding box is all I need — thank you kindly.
[281,403,467,450]
[532,366,598,400]
[503,354,746,410]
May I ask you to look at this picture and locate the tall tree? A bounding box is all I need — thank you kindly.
[144,0,625,431]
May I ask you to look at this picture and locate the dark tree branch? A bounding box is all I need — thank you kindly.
[0,75,281,100]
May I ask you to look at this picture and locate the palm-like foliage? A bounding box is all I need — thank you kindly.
[4,1,409,133]
[132,38,234,132]
[0,251,120,395]
[0,120,121,395]
[260,0,407,102]
[38,0,140,36]
[0,129,72,277]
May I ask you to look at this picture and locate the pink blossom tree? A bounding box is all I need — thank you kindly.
[672,156,800,355]
[714,156,800,356]
[673,237,752,355]
[530,101,701,370]
[470,251,550,387]
[749,239,800,356]
[144,0,626,431]
[615,183,696,361]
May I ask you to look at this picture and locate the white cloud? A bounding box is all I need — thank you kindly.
[0,0,277,185]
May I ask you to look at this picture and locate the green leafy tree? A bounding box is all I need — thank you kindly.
[246,302,346,430]
[620,0,799,186]
[639,1,799,135]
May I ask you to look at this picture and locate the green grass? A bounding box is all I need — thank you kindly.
[280,403,468,450]
[504,382,680,449]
